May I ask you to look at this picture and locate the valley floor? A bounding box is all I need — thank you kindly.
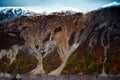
[1,74,120,80]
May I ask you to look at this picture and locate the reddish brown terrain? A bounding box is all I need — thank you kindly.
[0,6,120,78]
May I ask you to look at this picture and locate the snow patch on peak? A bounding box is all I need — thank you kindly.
[102,2,120,8]
[51,7,80,14]
[58,7,80,12]
[0,7,34,15]
[0,7,36,27]
[27,7,80,14]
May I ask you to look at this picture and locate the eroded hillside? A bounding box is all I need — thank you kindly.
[0,6,120,76]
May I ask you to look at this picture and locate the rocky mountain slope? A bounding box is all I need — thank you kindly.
[0,5,120,77]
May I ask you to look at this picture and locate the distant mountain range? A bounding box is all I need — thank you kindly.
[0,7,34,26]
[0,2,120,27]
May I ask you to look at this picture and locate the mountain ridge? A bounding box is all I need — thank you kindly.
[0,1,120,26]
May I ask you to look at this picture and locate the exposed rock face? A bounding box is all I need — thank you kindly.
[62,6,120,75]
[0,6,120,76]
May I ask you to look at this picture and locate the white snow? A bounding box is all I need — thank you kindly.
[0,7,31,15]
[0,2,120,17]
[0,7,33,25]
[0,7,80,15]
[53,7,80,13]
[102,2,120,8]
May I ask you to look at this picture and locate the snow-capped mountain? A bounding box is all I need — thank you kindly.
[0,2,120,27]
[0,7,79,27]
[0,7,35,27]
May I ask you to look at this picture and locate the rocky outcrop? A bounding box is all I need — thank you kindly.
[0,6,120,76]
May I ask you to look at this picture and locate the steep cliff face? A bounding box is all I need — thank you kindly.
[0,6,120,76]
